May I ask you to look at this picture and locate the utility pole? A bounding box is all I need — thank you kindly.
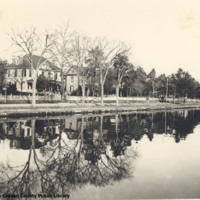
[4,81,7,103]
[165,77,168,102]
[5,86,7,103]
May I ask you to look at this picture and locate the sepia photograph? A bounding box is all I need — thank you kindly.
[0,0,200,199]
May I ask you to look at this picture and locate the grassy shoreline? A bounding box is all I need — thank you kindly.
[0,102,200,118]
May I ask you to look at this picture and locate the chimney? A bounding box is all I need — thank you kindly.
[18,56,23,65]
[12,57,16,65]
[12,56,23,65]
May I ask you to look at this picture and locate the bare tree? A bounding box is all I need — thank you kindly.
[87,38,127,105]
[70,34,94,104]
[9,28,53,106]
[0,60,7,93]
[48,24,74,100]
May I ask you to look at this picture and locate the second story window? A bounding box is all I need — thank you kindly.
[15,69,17,77]
[23,69,26,77]
[21,69,26,77]
[7,70,10,77]
[71,76,74,83]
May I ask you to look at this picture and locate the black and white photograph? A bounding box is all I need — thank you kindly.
[0,0,200,199]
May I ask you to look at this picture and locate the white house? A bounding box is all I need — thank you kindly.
[6,55,62,93]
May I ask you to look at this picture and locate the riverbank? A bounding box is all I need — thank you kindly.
[0,101,200,118]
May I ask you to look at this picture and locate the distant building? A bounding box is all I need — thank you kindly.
[5,55,79,95]
[6,55,61,93]
[63,68,79,95]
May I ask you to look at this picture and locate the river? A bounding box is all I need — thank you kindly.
[0,109,200,199]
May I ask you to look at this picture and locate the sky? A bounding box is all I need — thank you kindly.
[0,0,200,80]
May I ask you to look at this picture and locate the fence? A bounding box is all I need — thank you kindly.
[0,93,62,102]
[0,94,158,103]
[0,94,199,103]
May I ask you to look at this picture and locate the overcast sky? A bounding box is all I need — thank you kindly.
[1,0,200,80]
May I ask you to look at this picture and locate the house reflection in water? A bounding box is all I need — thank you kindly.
[0,119,59,149]
[62,115,134,159]
[0,110,199,151]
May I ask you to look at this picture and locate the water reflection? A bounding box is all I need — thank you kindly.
[0,115,135,197]
[0,109,200,197]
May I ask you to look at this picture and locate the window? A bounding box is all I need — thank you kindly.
[22,69,26,77]
[70,86,74,92]
[15,69,17,77]
[29,69,32,77]
[7,70,10,77]
[28,82,32,90]
[70,122,72,129]
[27,128,30,136]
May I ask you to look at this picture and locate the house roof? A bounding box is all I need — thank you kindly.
[64,65,94,76]
[63,66,77,76]
[7,55,61,72]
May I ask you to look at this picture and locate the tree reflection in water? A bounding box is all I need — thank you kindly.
[1,109,199,197]
[0,116,137,197]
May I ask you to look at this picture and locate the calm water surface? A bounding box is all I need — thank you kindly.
[0,110,200,199]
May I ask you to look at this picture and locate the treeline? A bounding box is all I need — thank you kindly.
[0,25,200,106]
[104,67,200,100]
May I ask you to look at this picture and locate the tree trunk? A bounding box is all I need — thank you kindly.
[148,91,150,103]
[92,88,95,97]
[100,84,104,105]
[129,88,132,96]
[81,81,85,104]
[152,81,154,100]
[100,65,104,106]
[99,115,104,144]
[115,113,119,140]
[58,119,64,151]
[78,117,84,152]
[86,88,90,97]
[65,77,68,101]
[184,92,187,103]
[5,87,7,103]
[32,69,37,107]
[116,84,120,106]
[61,72,65,101]
[31,119,35,148]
